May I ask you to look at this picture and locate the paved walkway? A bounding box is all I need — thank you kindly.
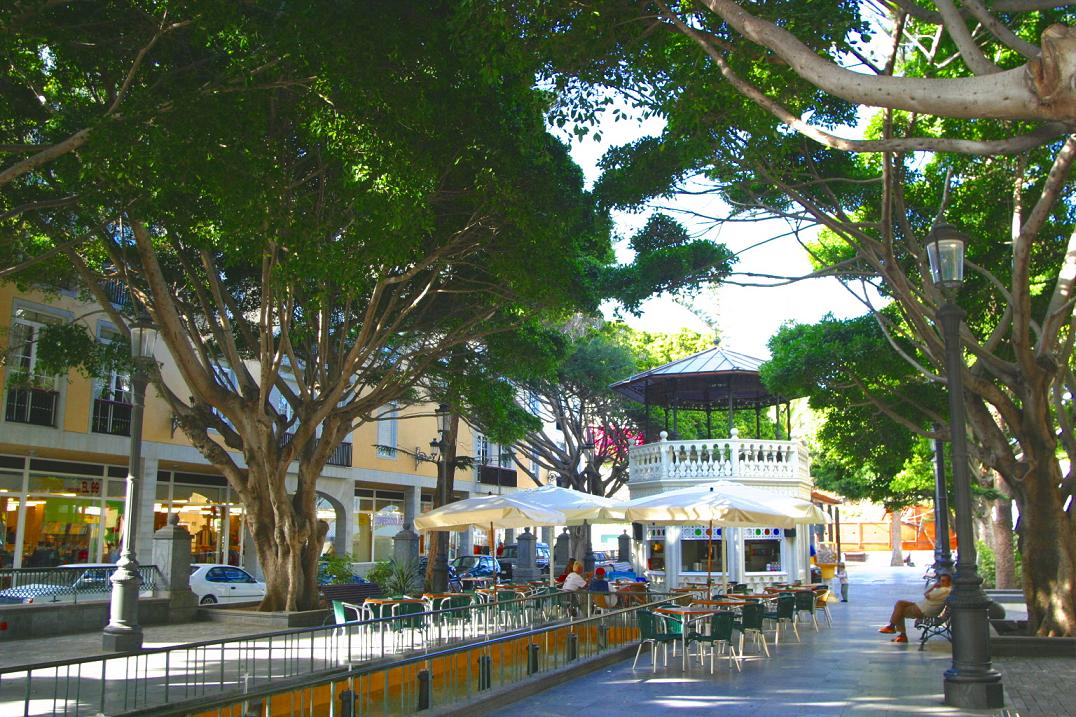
[484,553,1075,717]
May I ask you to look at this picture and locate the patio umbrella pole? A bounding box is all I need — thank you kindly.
[706,519,713,594]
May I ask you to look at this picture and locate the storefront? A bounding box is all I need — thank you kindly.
[154,470,244,566]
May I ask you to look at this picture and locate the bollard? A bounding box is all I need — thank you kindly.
[598,622,608,650]
[417,669,431,710]
[338,689,356,717]
[567,632,578,661]
[478,654,492,690]
[527,643,540,675]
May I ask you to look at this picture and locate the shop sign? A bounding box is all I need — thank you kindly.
[70,479,102,497]
[372,506,403,536]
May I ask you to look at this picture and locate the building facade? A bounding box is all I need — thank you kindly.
[0,285,537,575]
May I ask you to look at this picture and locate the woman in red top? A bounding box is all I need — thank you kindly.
[556,558,577,584]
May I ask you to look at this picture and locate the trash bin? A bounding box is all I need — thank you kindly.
[818,562,837,580]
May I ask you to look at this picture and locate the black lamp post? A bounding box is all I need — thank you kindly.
[931,424,954,577]
[430,404,452,593]
[580,432,597,574]
[103,313,157,652]
[925,223,1004,709]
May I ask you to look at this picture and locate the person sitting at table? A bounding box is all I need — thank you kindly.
[589,567,610,592]
[562,562,587,592]
[556,558,577,584]
[879,573,952,643]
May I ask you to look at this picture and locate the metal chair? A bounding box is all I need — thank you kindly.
[632,610,679,672]
[793,590,820,631]
[733,601,771,657]
[688,611,742,673]
[763,593,799,644]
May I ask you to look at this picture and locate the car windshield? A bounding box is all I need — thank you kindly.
[452,556,479,571]
[501,547,517,559]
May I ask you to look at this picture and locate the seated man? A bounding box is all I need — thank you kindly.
[589,567,610,592]
[562,562,586,592]
[879,573,952,643]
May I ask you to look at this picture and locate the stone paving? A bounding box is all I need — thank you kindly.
[483,553,1076,717]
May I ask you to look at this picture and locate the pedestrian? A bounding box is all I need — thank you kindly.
[835,562,849,602]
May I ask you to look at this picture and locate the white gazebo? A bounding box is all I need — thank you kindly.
[611,345,816,589]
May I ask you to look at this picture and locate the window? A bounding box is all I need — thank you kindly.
[375,403,398,458]
[91,327,132,436]
[744,539,782,572]
[4,308,62,426]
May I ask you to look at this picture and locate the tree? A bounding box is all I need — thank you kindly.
[530,0,1076,635]
[2,1,624,611]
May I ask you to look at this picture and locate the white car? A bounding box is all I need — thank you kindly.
[189,563,266,605]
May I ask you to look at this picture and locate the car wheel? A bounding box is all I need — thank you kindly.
[200,595,218,605]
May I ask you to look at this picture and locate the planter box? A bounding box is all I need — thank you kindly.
[197,601,328,629]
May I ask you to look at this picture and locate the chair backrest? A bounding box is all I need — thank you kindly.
[776,594,795,619]
[637,609,660,639]
[710,611,736,641]
[393,601,426,629]
[794,590,816,611]
[733,583,749,593]
[815,588,829,607]
[332,600,348,625]
[739,601,764,630]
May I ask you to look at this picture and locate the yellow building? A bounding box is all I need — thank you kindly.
[0,284,537,575]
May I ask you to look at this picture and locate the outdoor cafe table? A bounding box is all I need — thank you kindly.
[460,576,495,590]
[690,598,746,608]
[654,606,722,670]
[361,596,427,621]
[422,592,472,609]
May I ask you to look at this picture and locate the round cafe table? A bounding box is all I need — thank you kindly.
[655,606,722,670]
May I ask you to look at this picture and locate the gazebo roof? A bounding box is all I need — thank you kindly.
[610,345,787,411]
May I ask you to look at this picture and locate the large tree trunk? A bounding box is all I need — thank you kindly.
[992,480,1017,590]
[1018,454,1076,636]
[245,472,325,612]
[889,511,904,567]
[425,415,460,587]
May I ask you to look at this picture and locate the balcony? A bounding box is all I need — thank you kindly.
[628,434,809,491]
[100,279,131,307]
[478,465,517,488]
[280,432,353,467]
[4,387,58,427]
[91,398,132,436]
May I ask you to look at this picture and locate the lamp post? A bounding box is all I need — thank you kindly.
[430,404,452,593]
[580,433,597,574]
[931,423,954,577]
[925,223,1004,709]
[103,313,157,652]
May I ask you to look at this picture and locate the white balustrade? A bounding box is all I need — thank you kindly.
[628,433,809,485]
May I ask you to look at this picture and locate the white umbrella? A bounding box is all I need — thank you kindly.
[509,484,629,584]
[414,493,566,532]
[624,482,823,590]
[509,485,627,524]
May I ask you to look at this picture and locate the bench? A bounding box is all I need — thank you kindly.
[915,605,952,651]
[320,582,383,606]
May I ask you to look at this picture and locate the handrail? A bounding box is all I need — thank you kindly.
[123,592,679,717]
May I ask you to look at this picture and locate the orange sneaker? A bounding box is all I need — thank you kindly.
[892,635,908,643]
[878,625,897,634]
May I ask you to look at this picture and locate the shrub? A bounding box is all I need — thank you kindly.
[379,559,423,596]
[365,560,394,588]
[319,553,358,585]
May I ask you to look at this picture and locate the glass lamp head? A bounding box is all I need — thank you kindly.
[130,315,158,360]
[925,222,968,292]
[435,403,451,434]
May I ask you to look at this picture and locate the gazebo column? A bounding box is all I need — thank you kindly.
[664,525,682,588]
[727,375,735,434]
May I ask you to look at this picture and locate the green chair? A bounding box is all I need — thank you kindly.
[733,583,749,594]
[688,611,741,673]
[632,610,680,672]
[763,594,799,644]
[793,590,820,631]
[330,600,362,635]
[733,601,770,657]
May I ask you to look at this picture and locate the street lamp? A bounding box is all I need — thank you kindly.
[931,423,954,577]
[430,403,451,592]
[580,431,597,574]
[925,223,1004,708]
[103,312,158,652]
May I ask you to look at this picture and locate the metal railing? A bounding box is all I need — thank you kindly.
[124,592,677,717]
[280,432,353,467]
[0,565,161,605]
[91,397,132,436]
[3,387,58,427]
[0,587,670,716]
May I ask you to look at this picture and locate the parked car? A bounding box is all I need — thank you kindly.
[497,542,550,579]
[450,554,501,581]
[0,563,131,604]
[417,556,462,591]
[590,551,616,570]
[189,563,266,605]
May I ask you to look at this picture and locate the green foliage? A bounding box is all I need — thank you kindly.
[376,559,423,597]
[976,537,1023,590]
[320,553,358,585]
[365,561,394,589]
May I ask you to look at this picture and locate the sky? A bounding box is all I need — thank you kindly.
[563,118,876,360]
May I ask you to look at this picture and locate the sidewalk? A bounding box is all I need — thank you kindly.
[483,553,1075,717]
